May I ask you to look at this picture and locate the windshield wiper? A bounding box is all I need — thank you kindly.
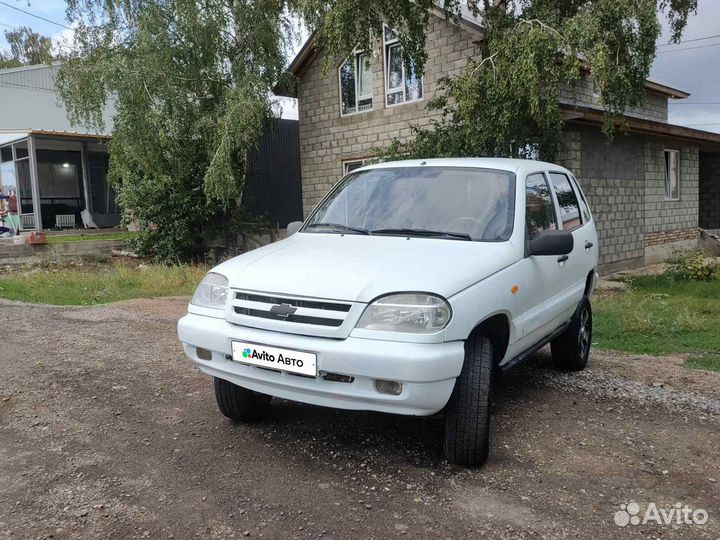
[370,228,472,241]
[304,222,370,235]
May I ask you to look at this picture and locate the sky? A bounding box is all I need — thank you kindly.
[1,0,719,130]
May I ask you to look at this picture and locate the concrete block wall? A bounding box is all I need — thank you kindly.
[558,77,668,123]
[297,15,481,216]
[556,128,701,273]
[699,151,720,230]
[643,142,699,234]
[576,130,647,271]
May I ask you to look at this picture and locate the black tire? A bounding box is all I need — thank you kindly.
[214,377,272,421]
[551,296,592,371]
[443,335,493,467]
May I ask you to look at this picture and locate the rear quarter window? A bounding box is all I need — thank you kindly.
[549,172,582,231]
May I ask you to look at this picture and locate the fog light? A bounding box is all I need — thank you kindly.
[196,347,212,361]
[374,379,402,396]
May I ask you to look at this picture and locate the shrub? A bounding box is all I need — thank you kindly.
[666,250,719,282]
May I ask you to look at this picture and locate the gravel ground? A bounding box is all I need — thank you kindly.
[0,297,718,539]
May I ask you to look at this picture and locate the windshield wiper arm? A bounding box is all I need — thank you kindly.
[370,228,472,240]
[305,222,370,235]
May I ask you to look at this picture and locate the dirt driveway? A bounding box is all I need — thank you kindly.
[1,297,718,539]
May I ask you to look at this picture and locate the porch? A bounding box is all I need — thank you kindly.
[0,130,119,232]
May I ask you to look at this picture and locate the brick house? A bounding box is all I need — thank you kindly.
[277,10,720,273]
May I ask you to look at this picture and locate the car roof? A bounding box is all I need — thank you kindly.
[355,157,572,176]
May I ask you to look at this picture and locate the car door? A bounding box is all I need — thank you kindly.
[547,171,590,308]
[513,171,570,346]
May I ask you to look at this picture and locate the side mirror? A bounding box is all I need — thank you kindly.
[286,221,303,236]
[529,230,573,256]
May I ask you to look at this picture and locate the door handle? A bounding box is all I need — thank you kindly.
[585,241,594,249]
[557,254,569,263]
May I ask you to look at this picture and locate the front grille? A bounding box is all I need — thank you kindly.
[233,307,344,327]
[235,293,351,313]
[231,292,352,328]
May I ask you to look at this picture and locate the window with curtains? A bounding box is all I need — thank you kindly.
[339,51,373,116]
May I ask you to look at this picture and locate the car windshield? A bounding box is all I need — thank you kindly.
[303,166,516,241]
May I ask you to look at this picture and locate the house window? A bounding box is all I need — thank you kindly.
[383,26,423,107]
[343,159,369,174]
[664,149,680,200]
[339,51,373,116]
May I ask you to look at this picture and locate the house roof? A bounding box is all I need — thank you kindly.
[282,6,484,84]
[0,129,111,147]
[560,104,720,149]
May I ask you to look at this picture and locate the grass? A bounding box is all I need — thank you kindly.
[594,274,720,371]
[683,355,720,372]
[0,260,208,305]
[46,231,139,244]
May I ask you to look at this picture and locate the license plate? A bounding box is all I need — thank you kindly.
[231,341,317,376]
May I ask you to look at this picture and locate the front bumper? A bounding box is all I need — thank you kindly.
[177,313,465,416]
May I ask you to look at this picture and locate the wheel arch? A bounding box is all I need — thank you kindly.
[468,313,511,368]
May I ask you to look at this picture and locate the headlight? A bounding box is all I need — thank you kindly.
[191,272,229,310]
[356,293,451,334]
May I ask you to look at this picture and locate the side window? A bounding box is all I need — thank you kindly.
[383,25,423,106]
[664,149,680,200]
[525,173,558,241]
[549,172,582,231]
[571,175,592,223]
[339,51,373,116]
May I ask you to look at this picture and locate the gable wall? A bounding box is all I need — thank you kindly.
[297,16,482,216]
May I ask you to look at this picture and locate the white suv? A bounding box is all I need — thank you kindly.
[178,158,598,466]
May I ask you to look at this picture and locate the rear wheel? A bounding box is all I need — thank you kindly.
[214,377,272,421]
[551,296,592,371]
[443,334,493,467]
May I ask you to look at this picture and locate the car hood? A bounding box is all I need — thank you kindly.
[213,233,521,303]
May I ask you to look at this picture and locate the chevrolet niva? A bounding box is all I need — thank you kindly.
[178,158,598,466]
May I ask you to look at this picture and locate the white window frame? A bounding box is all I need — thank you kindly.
[342,158,372,175]
[664,148,680,201]
[338,50,373,117]
[382,25,423,108]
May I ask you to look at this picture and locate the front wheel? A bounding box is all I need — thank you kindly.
[443,334,493,467]
[551,296,592,371]
[214,377,272,421]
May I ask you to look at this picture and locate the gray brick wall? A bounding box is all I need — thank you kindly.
[556,128,700,272]
[699,151,720,229]
[559,77,668,122]
[297,15,482,216]
[575,130,646,269]
[644,142,699,233]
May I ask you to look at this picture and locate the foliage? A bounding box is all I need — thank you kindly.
[0,259,208,305]
[56,0,295,262]
[593,274,720,356]
[0,26,54,69]
[380,0,698,161]
[666,250,719,282]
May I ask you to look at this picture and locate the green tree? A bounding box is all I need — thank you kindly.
[57,0,296,262]
[375,0,698,160]
[0,26,54,68]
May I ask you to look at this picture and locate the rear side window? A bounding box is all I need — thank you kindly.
[571,175,592,223]
[549,172,582,231]
[525,173,557,240]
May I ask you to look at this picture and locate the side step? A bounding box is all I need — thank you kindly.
[497,321,570,373]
